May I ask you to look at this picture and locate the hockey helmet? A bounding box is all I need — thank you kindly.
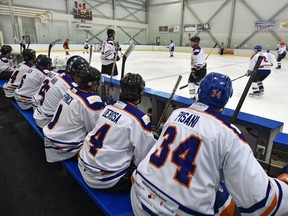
[267,50,270,53]
[254,45,262,51]
[65,55,89,75]
[53,55,69,70]
[198,72,233,109]
[0,45,13,55]
[35,54,52,69]
[107,29,115,37]
[76,66,101,88]
[22,49,36,61]
[120,73,145,102]
[190,36,200,43]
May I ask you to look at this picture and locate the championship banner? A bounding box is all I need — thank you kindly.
[279,19,288,31]
[159,26,168,33]
[74,23,93,30]
[255,20,276,31]
[197,23,210,32]
[183,24,196,32]
[168,25,179,32]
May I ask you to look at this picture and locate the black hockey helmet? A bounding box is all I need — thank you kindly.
[107,29,115,37]
[76,66,101,88]
[22,49,36,61]
[120,73,145,102]
[190,36,200,43]
[35,54,52,69]
[1,45,12,55]
[66,55,89,75]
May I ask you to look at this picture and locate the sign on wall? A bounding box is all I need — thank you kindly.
[168,25,179,32]
[183,24,196,32]
[74,23,93,30]
[159,26,168,33]
[197,23,210,32]
[255,20,276,31]
[279,19,288,31]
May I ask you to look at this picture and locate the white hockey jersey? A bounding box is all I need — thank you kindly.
[100,39,116,65]
[0,54,13,74]
[43,88,105,163]
[3,61,34,98]
[278,44,287,55]
[248,52,272,71]
[33,70,76,128]
[191,46,206,69]
[78,100,156,189]
[14,66,50,110]
[131,102,288,216]
[169,42,175,52]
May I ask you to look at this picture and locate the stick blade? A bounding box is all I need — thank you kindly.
[124,42,135,58]
[50,39,61,46]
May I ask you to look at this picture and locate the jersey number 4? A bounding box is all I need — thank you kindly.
[88,123,111,157]
[149,126,202,188]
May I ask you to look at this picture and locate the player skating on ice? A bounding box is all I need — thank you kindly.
[63,38,70,55]
[130,72,288,216]
[276,39,287,69]
[246,45,272,96]
[78,73,156,193]
[33,56,88,128]
[3,49,36,98]
[188,36,206,99]
[43,66,105,163]
[83,39,89,54]
[168,40,175,57]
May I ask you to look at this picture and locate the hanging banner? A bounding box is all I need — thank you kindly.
[159,26,168,33]
[183,24,196,32]
[74,23,93,30]
[168,25,179,32]
[279,19,288,31]
[255,20,276,31]
[197,23,210,32]
[73,1,93,20]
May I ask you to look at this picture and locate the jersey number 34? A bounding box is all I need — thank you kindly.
[149,126,202,188]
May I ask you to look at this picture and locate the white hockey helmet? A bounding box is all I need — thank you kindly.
[53,55,69,70]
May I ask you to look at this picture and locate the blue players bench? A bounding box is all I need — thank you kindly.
[10,101,134,216]
[273,132,288,153]
[0,79,8,90]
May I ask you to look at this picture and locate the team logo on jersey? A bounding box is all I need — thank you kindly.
[142,115,150,125]
[87,95,98,104]
[148,192,156,200]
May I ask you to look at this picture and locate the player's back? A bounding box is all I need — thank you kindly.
[15,66,50,109]
[131,102,242,215]
[43,88,104,144]
[79,100,155,189]
[3,61,34,98]
[33,70,76,128]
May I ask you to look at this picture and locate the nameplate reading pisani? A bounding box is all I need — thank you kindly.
[174,111,200,128]
[102,108,122,124]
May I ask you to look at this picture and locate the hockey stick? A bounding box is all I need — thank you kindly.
[121,42,136,79]
[205,43,218,60]
[154,75,182,132]
[231,74,246,82]
[179,43,217,90]
[231,55,264,123]
[88,45,93,65]
[105,51,119,101]
[48,39,61,58]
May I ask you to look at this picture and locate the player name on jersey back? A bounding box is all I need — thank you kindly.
[102,108,122,124]
[174,111,200,128]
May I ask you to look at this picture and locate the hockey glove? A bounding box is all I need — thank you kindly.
[191,68,198,78]
[246,70,253,76]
